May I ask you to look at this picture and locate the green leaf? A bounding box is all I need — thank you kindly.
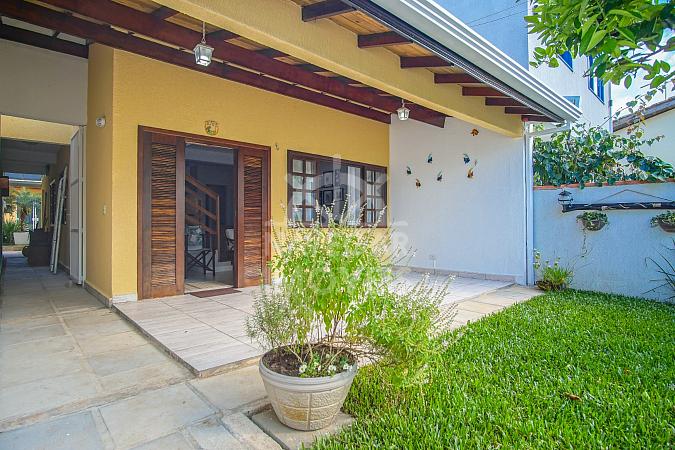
[586,30,607,53]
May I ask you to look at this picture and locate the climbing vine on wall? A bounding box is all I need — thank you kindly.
[533,123,673,188]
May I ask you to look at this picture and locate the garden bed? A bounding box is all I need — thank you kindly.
[315,291,675,448]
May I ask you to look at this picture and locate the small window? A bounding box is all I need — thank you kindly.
[587,56,605,103]
[287,151,387,227]
[559,51,573,71]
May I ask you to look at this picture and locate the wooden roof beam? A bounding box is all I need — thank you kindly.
[302,0,354,22]
[0,22,88,58]
[485,97,523,107]
[505,106,541,115]
[400,55,451,68]
[256,48,287,58]
[521,115,556,122]
[151,6,178,20]
[434,73,480,84]
[358,31,411,48]
[462,87,508,97]
[207,29,238,43]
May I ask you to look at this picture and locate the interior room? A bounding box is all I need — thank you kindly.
[184,143,235,292]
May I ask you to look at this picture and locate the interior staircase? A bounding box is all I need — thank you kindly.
[185,174,220,254]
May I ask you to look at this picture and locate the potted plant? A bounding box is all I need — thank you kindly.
[533,250,573,291]
[246,204,453,431]
[5,188,40,245]
[651,212,675,232]
[576,211,608,231]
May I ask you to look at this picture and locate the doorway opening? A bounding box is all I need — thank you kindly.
[184,143,235,293]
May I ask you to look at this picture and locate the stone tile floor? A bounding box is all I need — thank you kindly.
[116,272,511,377]
[0,252,538,449]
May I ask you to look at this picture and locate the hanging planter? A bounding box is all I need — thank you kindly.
[651,212,675,232]
[577,211,608,231]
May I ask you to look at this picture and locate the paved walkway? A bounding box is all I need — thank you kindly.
[0,252,538,449]
[115,274,511,377]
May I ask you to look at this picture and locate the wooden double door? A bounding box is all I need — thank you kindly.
[137,127,270,299]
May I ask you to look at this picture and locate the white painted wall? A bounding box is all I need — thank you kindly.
[390,117,527,283]
[615,108,675,166]
[534,182,675,300]
[0,40,87,126]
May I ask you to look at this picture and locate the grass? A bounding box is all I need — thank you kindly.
[315,291,675,449]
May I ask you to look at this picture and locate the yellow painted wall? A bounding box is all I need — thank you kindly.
[106,48,388,297]
[85,44,114,298]
[0,115,76,144]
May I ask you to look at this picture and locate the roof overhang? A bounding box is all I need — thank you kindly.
[361,0,582,124]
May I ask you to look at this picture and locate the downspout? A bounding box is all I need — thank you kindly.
[522,121,571,285]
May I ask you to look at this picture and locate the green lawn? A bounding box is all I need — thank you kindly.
[315,291,675,449]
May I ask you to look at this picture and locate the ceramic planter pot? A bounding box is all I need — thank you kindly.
[580,218,606,231]
[13,231,29,245]
[657,219,675,233]
[259,355,357,431]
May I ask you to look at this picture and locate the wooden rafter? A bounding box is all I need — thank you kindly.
[207,29,238,43]
[0,0,391,124]
[357,31,411,48]
[256,48,287,58]
[521,115,555,122]
[302,0,354,22]
[151,6,178,20]
[505,106,540,115]
[400,55,451,68]
[34,0,446,126]
[462,87,507,97]
[434,73,480,84]
[485,97,523,107]
[0,22,88,58]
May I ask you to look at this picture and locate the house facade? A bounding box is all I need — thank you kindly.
[437,0,612,128]
[614,96,675,165]
[0,0,580,304]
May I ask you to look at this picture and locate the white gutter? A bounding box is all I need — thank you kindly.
[371,0,583,124]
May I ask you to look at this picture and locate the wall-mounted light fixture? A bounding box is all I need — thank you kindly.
[558,189,573,208]
[95,116,106,128]
[193,21,214,67]
[397,99,410,121]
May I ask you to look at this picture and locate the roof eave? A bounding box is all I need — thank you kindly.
[357,0,582,123]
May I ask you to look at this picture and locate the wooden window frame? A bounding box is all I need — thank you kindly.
[287,150,387,228]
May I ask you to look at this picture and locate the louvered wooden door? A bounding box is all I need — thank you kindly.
[138,131,185,299]
[236,148,270,287]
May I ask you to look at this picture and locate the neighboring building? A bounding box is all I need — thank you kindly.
[0,0,581,304]
[435,0,612,128]
[613,97,675,166]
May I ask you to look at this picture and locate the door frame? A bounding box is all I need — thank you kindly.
[137,126,271,299]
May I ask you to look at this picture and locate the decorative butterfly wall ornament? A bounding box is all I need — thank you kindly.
[415,178,421,188]
[427,153,433,164]
[471,128,479,136]
[467,159,478,178]
[463,153,470,164]
[406,166,412,175]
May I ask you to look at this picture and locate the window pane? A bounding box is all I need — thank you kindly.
[305,160,316,174]
[292,208,302,222]
[367,197,374,208]
[292,175,303,189]
[292,191,302,206]
[347,166,362,224]
[367,170,375,183]
[366,211,374,224]
[292,159,303,173]
[306,176,315,190]
[376,197,384,209]
[367,184,374,196]
[305,192,315,205]
[305,208,315,222]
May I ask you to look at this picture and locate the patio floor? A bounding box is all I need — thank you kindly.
[115,273,512,377]
[0,252,537,448]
